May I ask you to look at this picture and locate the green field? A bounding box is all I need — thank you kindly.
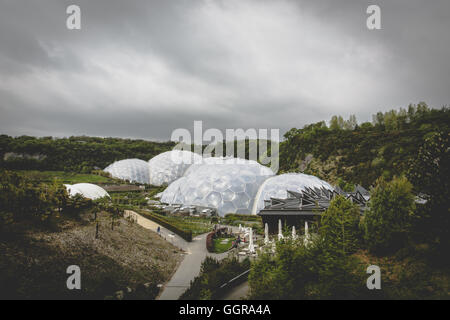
[15,170,118,184]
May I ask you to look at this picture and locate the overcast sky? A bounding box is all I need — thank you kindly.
[0,0,449,141]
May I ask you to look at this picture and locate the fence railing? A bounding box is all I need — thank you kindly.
[216,269,250,297]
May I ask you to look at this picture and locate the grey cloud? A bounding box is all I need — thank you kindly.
[0,0,449,141]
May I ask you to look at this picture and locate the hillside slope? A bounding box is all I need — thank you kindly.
[0,213,182,299]
[279,105,449,188]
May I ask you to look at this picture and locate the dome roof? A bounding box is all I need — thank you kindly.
[104,158,150,184]
[159,176,187,204]
[183,156,274,177]
[252,173,334,214]
[148,150,202,186]
[160,158,274,216]
[65,183,110,200]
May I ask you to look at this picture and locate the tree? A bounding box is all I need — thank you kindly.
[248,237,368,299]
[330,115,345,130]
[363,176,415,254]
[319,196,361,256]
[407,131,449,251]
[343,115,357,130]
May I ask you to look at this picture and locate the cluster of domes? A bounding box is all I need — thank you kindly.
[103,150,202,186]
[65,183,110,200]
[102,150,334,216]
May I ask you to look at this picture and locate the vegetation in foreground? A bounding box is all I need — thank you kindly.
[248,175,449,300]
[0,211,182,299]
[0,170,182,299]
[180,256,250,300]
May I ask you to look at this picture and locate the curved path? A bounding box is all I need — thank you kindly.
[124,210,238,300]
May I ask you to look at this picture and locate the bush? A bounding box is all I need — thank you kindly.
[0,170,71,225]
[320,195,362,256]
[180,256,250,300]
[407,131,450,252]
[363,176,415,255]
[248,238,368,300]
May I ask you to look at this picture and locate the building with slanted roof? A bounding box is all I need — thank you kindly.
[258,186,369,234]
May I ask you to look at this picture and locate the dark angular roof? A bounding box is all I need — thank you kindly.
[258,186,369,216]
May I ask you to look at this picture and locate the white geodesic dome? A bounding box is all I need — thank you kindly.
[160,159,274,216]
[65,183,110,200]
[159,176,187,204]
[251,173,334,214]
[148,150,202,186]
[104,159,150,184]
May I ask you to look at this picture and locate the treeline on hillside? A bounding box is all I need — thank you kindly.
[280,103,449,188]
[0,136,174,172]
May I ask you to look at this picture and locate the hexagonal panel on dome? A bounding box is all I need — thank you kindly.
[104,159,150,184]
[148,150,202,186]
[252,173,334,214]
[183,156,274,177]
[160,158,274,216]
[159,176,187,204]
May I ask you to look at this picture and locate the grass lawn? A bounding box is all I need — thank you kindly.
[15,170,118,184]
[213,237,233,253]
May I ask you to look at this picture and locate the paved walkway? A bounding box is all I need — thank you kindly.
[123,210,238,300]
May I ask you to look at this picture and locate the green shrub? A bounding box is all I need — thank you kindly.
[248,238,368,300]
[320,195,362,256]
[363,176,415,255]
[407,131,450,252]
[181,257,250,300]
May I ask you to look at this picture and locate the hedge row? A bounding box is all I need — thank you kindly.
[137,210,193,242]
[223,213,261,222]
